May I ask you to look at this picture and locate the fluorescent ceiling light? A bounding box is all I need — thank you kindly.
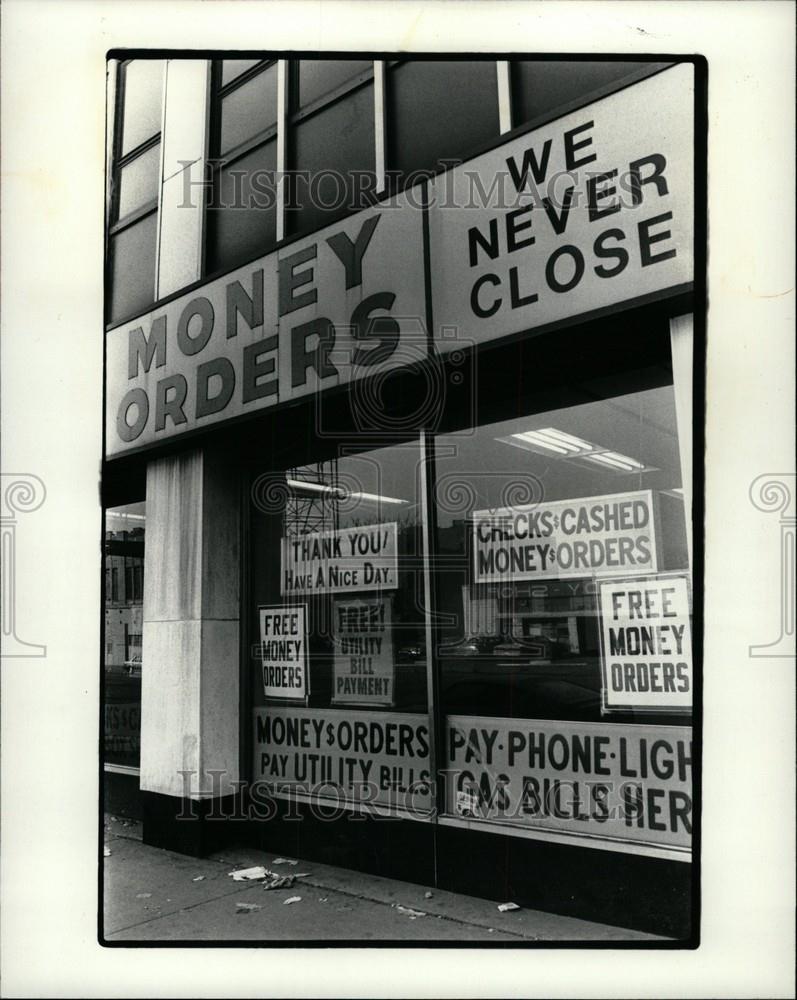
[500,426,654,473]
[286,478,409,505]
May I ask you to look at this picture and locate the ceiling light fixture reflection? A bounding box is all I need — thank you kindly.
[286,478,409,505]
[499,426,655,474]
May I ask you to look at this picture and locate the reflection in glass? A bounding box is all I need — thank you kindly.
[219,64,278,154]
[104,502,146,767]
[433,384,690,726]
[120,59,164,155]
[117,141,160,219]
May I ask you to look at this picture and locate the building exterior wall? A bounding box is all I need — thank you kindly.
[102,54,701,936]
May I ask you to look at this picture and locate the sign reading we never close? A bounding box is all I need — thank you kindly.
[428,63,694,349]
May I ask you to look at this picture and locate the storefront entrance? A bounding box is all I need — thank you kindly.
[237,305,695,936]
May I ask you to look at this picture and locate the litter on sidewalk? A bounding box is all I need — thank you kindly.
[228,866,269,881]
[236,902,262,913]
[497,902,520,912]
[272,858,298,866]
[395,905,426,919]
[192,876,206,882]
[263,872,295,890]
[283,896,302,905]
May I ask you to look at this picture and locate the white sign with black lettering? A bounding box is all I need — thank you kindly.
[333,596,395,706]
[429,63,694,350]
[598,575,692,712]
[472,490,657,583]
[260,605,308,700]
[281,522,398,595]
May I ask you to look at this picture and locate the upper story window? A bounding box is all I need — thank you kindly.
[205,60,279,276]
[107,59,164,324]
[386,59,500,186]
[286,60,376,237]
[510,59,671,128]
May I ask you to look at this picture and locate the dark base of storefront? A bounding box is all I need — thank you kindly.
[133,790,693,940]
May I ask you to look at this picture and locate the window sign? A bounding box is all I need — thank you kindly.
[446,715,692,852]
[472,490,657,584]
[333,596,395,706]
[598,574,693,713]
[253,706,432,814]
[281,522,398,595]
[260,604,308,700]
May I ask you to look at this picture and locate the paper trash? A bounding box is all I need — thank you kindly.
[283,896,302,905]
[229,866,268,881]
[497,902,520,912]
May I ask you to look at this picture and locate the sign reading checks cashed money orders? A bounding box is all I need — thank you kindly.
[472,490,657,583]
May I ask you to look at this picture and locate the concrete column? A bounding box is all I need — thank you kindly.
[140,446,240,851]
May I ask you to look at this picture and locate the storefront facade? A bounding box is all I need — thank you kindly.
[103,54,703,938]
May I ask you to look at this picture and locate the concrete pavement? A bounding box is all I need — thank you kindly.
[103,814,665,943]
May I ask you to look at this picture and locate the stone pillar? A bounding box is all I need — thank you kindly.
[140,446,240,854]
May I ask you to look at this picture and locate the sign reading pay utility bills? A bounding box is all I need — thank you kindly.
[282,522,398,595]
[472,490,656,583]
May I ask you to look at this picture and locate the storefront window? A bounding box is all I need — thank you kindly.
[103,502,146,768]
[250,439,432,815]
[432,360,693,851]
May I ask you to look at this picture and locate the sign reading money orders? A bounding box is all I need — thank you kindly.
[472,490,657,583]
[598,575,693,712]
[260,605,308,700]
[281,522,398,595]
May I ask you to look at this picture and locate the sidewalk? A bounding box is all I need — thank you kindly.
[103,814,666,943]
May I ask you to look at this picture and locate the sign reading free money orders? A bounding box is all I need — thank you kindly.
[105,65,693,459]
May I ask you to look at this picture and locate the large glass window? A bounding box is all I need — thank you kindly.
[107,59,164,324]
[386,59,499,184]
[249,439,432,815]
[103,502,146,769]
[431,349,693,850]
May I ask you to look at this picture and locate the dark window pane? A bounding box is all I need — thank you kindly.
[120,59,164,155]
[297,59,372,108]
[108,213,157,323]
[289,83,375,236]
[512,60,667,126]
[221,58,263,86]
[206,140,277,274]
[387,60,499,180]
[104,502,145,768]
[117,141,160,220]
[219,64,278,155]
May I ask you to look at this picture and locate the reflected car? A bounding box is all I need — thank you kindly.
[493,636,562,661]
[438,635,504,657]
[397,641,426,662]
[124,653,142,677]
